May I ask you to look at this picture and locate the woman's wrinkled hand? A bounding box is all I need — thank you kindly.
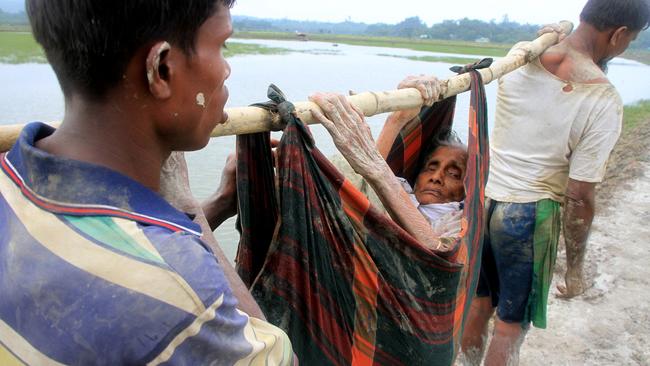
[397,74,442,107]
[309,92,387,180]
[385,74,443,128]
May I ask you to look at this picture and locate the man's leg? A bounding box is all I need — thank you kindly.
[460,297,495,365]
[484,318,527,366]
[483,201,536,366]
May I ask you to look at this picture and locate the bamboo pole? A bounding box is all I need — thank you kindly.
[0,21,572,152]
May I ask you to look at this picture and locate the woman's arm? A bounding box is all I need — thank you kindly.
[376,75,441,158]
[310,93,445,251]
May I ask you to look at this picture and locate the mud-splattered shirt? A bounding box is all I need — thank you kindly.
[487,59,623,203]
[0,123,293,366]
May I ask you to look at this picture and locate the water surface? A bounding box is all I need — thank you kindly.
[2,39,649,260]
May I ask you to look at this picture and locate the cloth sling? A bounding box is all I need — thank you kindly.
[235,69,489,365]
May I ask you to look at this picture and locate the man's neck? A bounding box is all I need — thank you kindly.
[36,93,168,192]
[540,23,610,84]
[564,23,610,66]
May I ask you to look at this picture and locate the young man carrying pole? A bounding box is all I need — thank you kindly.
[461,1,650,365]
[0,1,294,364]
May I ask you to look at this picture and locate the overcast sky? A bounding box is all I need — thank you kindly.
[231,0,586,26]
[0,0,587,26]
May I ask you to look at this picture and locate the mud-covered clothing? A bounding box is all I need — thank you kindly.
[480,59,621,329]
[486,59,623,203]
[477,199,561,328]
[0,123,293,366]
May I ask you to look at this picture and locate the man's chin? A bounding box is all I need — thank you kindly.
[220,111,229,124]
[182,126,214,152]
[210,110,228,128]
[178,136,211,152]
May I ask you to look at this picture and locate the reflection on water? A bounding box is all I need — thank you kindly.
[2,39,650,261]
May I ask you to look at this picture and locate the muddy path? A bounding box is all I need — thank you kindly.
[520,118,650,365]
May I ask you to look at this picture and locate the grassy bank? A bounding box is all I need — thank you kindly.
[597,99,650,208]
[0,31,45,63]
[0,31,292,64]
[0,28,508,65]
[235,31,512,57]
[235,31,650,66]
[621,49,650,66]
[4,29,649,66]
[377,53,479,65]
[0,24,30,32]
[622,99,650,131]
[223,42,291,57]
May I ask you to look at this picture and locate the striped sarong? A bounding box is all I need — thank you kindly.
[235,70,489,365]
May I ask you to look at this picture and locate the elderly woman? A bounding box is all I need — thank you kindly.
[310,76,467,251]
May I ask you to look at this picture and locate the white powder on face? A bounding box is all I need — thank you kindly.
[196,93,205,108]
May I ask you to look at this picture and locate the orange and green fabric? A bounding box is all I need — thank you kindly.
[479,198,561,329]
[236,68,489,365]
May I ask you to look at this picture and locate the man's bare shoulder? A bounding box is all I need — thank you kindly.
[539,43,608,84]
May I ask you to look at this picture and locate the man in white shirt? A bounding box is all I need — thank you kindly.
[461,1,650,365]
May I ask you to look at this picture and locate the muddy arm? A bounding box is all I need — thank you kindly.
[558,178,595,298]
[200,153,238,231]
[160,152,266,319]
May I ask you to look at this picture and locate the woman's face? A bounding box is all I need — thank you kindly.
[413,146,467,205]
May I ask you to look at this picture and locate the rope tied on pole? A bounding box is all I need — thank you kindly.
[249,84,296,133]
[449,57,494,74]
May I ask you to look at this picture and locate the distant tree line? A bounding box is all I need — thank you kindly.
[1,8,648,50]
[362,15,542,43]
[234,15,650,49]
[0,9,27,25]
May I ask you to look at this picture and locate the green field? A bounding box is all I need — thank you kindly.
[377,53,480,65]
[234,31,650,65]
[622,99,650,131]
[0,31,46,63]
[0,31,293,63]
[235,31,512,57]
[223,42,291,57]
[0,29,511,64]
[235,31,650,66]
[0,29,509,65]
[621,49,650,66]
[2,29,649,66]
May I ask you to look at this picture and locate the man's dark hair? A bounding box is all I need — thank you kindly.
[580,0,650,31]
[27,0,235,99]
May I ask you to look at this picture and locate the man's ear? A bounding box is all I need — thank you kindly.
[146,41,172,99]
[609,26,629,47]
